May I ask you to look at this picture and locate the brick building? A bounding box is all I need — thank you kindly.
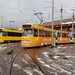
[42,18,75,31]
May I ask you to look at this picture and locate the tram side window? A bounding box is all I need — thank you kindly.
[13,32,22,36]
[66,34,68,38]
[62,33,68,37]
[8,32,15,36]
[5,32,8,36]
[41,30,45,37]
[0,32,8,36]
[8,32,12,36]
[39,29,42,37]
[58,33,60,37]
[44,30,50,37]
[14,33,20,36]
[8,32,20,36]
[18,33,22,36]
[45,31,47,37]
[50,31,51,37]
[47,31,50,37]
[39,30,47,37]
[64,33,66,37]
[41,30,43,37]
[34,29,38,37]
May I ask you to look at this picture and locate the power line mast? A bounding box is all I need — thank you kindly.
[60,4,63,43]
[51,0,55,47]
[72,9,74,42]
[34,12,43,25]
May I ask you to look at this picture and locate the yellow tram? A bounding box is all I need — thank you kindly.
[21,23,75,47]
[0,28,23,43]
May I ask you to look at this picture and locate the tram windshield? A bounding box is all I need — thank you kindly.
[22,29,33,36]
[0,32,3,36]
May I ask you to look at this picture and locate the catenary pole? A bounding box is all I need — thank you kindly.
[51,0,54,47]
[72,10,74,42]
[60,5,63,43]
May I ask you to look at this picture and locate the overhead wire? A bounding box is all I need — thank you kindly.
[27,0,72,23]
[63,10,72,15]
[27,0,36,12]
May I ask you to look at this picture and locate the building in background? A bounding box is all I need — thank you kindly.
[42,18,75,31]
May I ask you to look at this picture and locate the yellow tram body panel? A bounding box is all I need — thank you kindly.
[73,32,75,43]
[2,36,21,41]
[73,38,75,43]
[0,36,4,42]
[0,28,23,43]
[21,36,40,47]
[21,36,52,47]
[62,38,69,43]
[57,31,69,44]
[57,37,69,44]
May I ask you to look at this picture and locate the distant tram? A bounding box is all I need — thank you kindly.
[21,23,75,47]
[0,28,23,43]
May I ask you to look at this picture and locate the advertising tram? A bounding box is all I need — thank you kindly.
[21,23,52,47]
[21,23,75,47]
[0,28,23,43]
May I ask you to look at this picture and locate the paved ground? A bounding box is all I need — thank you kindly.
[0,43,75,75]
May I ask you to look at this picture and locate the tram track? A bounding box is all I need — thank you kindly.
[25,47,48,75]
[6,46,45,75]
[0,43,22,75]
[5,44,44,75]
[1,43,26,75]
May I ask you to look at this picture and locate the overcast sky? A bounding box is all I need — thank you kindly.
[0,0,75,28]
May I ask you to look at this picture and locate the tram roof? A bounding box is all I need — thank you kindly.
[0,28,23,33]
